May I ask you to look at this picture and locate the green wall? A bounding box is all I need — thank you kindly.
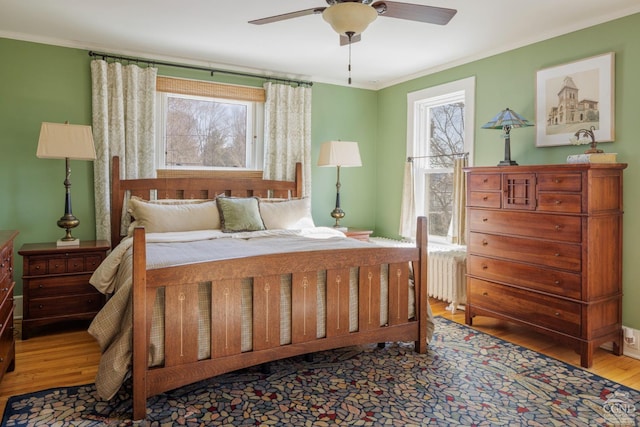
[0,38,374,296]
[2,12,639,329]
[377,13,640,329]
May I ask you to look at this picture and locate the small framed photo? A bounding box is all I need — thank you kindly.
[535,52,614,147]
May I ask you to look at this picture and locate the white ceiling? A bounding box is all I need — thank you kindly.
[2,0,640,89]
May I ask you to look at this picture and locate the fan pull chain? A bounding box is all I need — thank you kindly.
[346,31,354,85]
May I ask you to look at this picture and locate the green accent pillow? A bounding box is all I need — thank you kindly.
[216,197,266,233]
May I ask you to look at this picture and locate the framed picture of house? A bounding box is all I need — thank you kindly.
[535,52,614,147]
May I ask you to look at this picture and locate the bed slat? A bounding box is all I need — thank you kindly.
[358,265,381,332]
[252,276,282,351]
[388,263,410,326]
[164,284,200,366]
[291,272,318,343]
[326,268,351,337]
[211,280,243,358]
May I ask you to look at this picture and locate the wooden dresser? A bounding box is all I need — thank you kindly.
[464,164,626,368]
[0,230,18,382]
[19,240,109,339]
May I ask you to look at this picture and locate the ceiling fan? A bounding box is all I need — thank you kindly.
[249,0,457,43]
[249,1,457,84]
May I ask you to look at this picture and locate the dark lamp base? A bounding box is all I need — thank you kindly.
[498,160,518,166]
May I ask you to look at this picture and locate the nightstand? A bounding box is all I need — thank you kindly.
[343,228,373,242]
[19,240,109,339]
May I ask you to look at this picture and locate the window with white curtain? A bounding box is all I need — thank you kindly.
[407,77,475,242]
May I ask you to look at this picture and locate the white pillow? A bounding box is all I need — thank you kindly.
[259,198,315,230]
[127,197,220,235]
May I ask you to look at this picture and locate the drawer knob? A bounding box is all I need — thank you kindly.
[555,179,561,183]
[555,225,562,231]
[38,284,44,288]
[554,280,560,285]
[482,217,488,222]
[35,266,40,270]
[482,292,488,296]
[555,200,562,205]
[482,196,488,201]
[482,265,488,270]
[483,178,488,183]
[482,240,488,246]
[554,253,560,257]
[555,312,561,317]
[38,304,44,309]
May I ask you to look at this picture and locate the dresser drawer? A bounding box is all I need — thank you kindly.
[0,305,14,373]
[537,193,582,213]
[468,209,582,243]
[28,294,103,319]
[468,192,501,208]
[537,172,582,192]
[0,244,12,284]
[27,274,97,299]
[469,173,501,191]
[468,232,581,271]
[467,255,582,299]
[468,278,581,336]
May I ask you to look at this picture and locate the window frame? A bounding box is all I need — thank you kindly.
[406,76,475,243]
[155,80,265,171]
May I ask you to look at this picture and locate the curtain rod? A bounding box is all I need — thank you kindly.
[88,51,313,87]
[407,152,469,162]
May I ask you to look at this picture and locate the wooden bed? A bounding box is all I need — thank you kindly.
[106,156,429,420]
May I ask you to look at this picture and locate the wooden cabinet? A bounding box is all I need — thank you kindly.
[19,240,109,339]
[464,164,626,368]
[0,231,18,382]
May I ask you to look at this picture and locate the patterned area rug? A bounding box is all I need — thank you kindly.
[2,317,638,426]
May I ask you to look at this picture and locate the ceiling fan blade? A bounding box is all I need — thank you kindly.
[340,33,362,46]
[372,1,457,25]
[249,7,326,25]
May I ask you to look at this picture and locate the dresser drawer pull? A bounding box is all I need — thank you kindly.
[555,312,561,317]
[555,225,563,231]
[482,265,488,270]
[555,200,562,205]
[482,196,488,201]
[38,304,44,309]
[0,357,4,363]
[482,292,488,296]
[482,217,488,222]
[555,179,561,183]
[35,266,40,270]
[554,280,560,285]
[38,284,44,288]
[483,178,488,183]
[554,253,560,257]
[482,240,488,246]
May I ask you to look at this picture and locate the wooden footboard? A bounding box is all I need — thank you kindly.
[130,217,428,420]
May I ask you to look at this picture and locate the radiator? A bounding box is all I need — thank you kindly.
[428,250,467,312]
[369,238,467,313]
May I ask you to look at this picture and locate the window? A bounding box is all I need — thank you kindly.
[155,77,264,170]
[407,77,475,242]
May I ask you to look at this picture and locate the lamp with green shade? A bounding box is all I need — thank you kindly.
[481,108,533,166]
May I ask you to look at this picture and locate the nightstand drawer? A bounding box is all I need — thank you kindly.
[28,294,103,318]
[30,253,103,276]
[468,278,581,336]
[27,274,96,299]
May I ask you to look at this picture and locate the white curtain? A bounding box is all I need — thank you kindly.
[447,156,468,245]
[399,159,416,240]
[263,82,312,196]
[91,60,157,242]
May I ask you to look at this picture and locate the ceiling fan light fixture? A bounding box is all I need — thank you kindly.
[322,2,378,35]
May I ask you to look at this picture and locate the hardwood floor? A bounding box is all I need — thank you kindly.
[0,300,638,417]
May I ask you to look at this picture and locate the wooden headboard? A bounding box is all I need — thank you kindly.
[110,156,303,248]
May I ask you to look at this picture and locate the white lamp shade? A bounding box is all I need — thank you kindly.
[36,122,97,160]
[322,3,378,35]
[317,140,362,167]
